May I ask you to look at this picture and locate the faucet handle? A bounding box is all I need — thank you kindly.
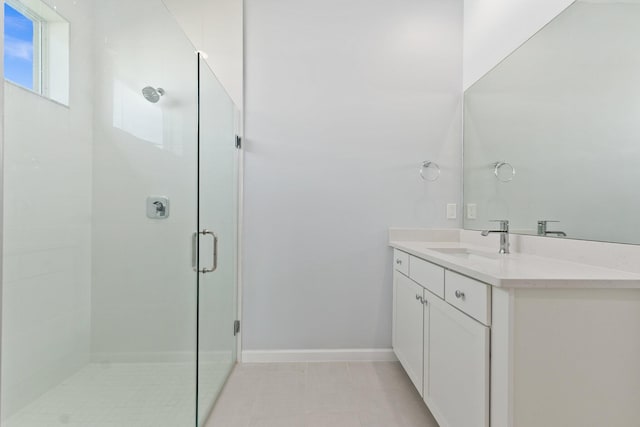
[537,220,560,235]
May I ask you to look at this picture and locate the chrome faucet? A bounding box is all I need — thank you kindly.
[537,220,567,237]
[481,220,510,254]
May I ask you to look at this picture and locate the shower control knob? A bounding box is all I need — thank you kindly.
[147,196,170,219]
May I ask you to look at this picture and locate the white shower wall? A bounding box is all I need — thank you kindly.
[89,0,200,362]
[1,0,94,416]
[163,0,243,109]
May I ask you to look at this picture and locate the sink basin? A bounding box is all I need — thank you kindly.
[430,247,500,260]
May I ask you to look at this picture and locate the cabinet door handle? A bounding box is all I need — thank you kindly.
[455,290,465,299]
[416,294,424,304]
[396,259,402,265]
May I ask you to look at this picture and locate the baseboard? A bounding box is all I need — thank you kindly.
[91,351,232,364]
[241,349,397,363]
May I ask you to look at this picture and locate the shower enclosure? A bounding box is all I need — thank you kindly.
[0,0,239,425]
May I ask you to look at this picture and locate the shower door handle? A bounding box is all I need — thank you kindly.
[194,229,218,274]
[192,232,198,272]
[204,230,219,273]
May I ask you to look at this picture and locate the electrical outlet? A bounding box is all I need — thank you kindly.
[447,204,457,220]
[466,204,477,220]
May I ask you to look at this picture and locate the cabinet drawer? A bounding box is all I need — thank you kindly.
[445,271,491,325]
[393,250,409,275]
[410,256,445,298]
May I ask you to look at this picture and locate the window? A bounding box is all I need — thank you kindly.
[4,2,36,90]
[3,0,69,105]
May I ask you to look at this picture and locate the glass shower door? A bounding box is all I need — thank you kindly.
[196,56,240,425]
[1,1,201,426]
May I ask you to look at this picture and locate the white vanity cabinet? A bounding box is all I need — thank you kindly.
[392,250,490,427]
[426,292,489,427]
[391,233,640,427]
[393,272,425,393]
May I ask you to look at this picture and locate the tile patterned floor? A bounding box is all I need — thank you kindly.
[204,362,439,427]
[3,362,228,427]
[2,361,437,427]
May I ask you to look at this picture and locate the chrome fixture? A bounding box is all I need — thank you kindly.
[537,220,567,237]
[493,161,516,182]
[420,161,441,182]
[192,230,219,273]
[153,201,166,216]
[481,220,511,254]
[142,86,165,103]
[146,196,169,219]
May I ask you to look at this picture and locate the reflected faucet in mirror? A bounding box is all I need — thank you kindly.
[481,220,510,254]
[462,0,640,245]
[537,220,567,237]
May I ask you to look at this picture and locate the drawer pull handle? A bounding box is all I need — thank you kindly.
[396,259,402,265]
[455,290,466,299]
[416,294,424,304]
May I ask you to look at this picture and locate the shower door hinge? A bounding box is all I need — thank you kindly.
[235,135,242,149]
[234,320,241,336]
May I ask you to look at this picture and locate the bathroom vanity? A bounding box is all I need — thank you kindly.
[390,229,640,427]
[391,2,640,425]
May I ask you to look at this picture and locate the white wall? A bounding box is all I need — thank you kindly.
[0,1,5,398]
[163,0,243,108]
[463,0,574,89]
[1,0,93,416]
[243,0,463,352]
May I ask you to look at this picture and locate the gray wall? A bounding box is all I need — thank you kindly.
[243,0,464,351]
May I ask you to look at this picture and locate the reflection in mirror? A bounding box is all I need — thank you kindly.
[464,0,640,245]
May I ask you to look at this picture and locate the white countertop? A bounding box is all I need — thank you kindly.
[390,240,640,289]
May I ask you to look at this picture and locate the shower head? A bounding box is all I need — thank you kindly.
[142,86,165,103]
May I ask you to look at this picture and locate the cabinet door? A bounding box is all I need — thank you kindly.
[426,296,490,427]
[393,272,424,395]
[422,290,432,405]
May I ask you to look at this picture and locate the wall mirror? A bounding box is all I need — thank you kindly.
[463,0,640,245]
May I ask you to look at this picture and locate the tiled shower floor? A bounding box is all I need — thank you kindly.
[3,362,229,427]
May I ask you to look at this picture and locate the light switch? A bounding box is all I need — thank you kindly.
[467,203,477,220]
[447,204,457,220]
